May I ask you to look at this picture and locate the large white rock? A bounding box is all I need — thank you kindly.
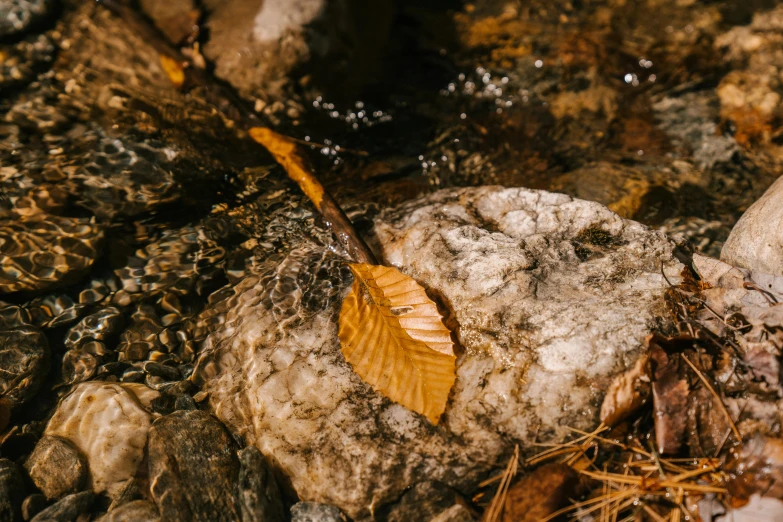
[44,382,158,499]
[722,175,783,275]
[194,187,683,519]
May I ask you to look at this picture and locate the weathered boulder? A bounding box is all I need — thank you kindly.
[721,175,783,275]
[195,187,683,519]
[42,382,158,499]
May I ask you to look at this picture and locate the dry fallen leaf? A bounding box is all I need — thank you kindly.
[159,54,185,89]
[500,463,580,522]
[339,263,456,424]
[600,351,650,427]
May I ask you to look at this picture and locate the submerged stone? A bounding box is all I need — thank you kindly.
[42,382,158,499]
[147,410,242,522]
[195,186,683,519]
[0,327,49,409]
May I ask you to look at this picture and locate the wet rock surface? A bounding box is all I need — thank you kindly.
[24,436,87,500]
[29,491,93,522]
[195,186,683,518]
[43,382,157,499]
[148,410,241,522]
[0,327,48,408]
[0,459,24,522]
[236,446,285,522]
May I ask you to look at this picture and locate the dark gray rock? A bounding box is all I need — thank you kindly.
[30,491,93,522]
[24,436,87,500]
[237,447,284,522]
[382,482,465,522]
[0,459,24,522]
[148,410,241,521]
[290,502,347,522]
[21,494,47,521]
[0,327,49,408]
[96,500,160,522]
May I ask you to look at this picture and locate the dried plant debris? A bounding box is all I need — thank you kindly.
[600,352,651,428]
[509,253,783,521]
[500,463,579,522]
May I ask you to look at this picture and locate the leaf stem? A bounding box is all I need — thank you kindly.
[97,0,377,265]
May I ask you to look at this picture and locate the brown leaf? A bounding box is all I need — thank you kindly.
[159,54,185,89]
[600,352,650,426]
[501,463,580,522]
[649,336,690,454]
[338,263,456,424]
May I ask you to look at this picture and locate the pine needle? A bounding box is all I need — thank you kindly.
[482,445,519,522]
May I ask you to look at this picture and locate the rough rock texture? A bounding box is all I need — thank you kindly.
[42,382,158,499]
[382,482,467,522]
[30,491,93,522]
[24,436,87,500]
[202,0,394,100]
[195,187,683,519]
[0,459,24,522]
[147,410,241,522]
[722,175,783,275]
[0,327,49,408]
[96,500,160,522]
[237,447,285,522]
[290,503,347,522]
